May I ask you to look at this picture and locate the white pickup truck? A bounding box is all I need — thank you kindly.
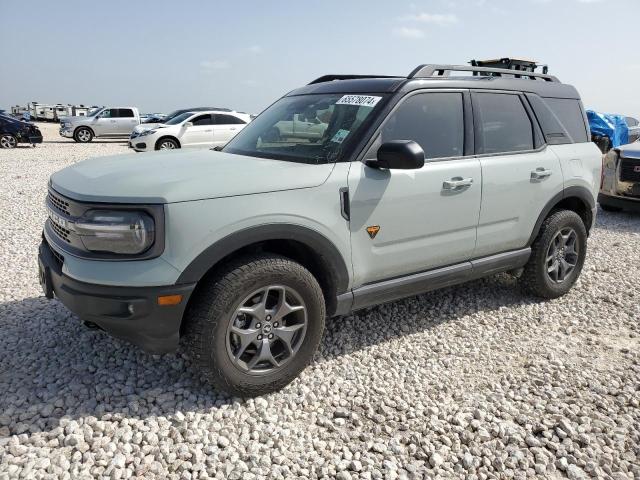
[59,107,141,143]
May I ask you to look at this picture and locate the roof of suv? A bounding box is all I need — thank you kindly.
[289,63,580,100]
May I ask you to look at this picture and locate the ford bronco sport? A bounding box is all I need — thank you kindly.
[39,63,602,396]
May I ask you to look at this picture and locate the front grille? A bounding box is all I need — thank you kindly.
[50,220,71,243]
[48,191,70,215]
[620,159,640,183]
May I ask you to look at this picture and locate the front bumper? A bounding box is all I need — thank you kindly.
[59,127,73,138]
[598,193,640,212]
[38,238,196,353]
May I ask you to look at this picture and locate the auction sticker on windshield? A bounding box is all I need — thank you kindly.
[336,95,382,107]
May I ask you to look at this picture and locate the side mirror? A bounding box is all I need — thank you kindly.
[367,140,425,170]
[184,121,193,128]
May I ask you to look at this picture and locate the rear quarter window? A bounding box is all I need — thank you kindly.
[543,98,589,143]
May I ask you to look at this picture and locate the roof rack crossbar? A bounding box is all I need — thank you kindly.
[308,74,398,85]
[408,64,560,82]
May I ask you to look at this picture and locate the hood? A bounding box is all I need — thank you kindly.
[617,142,640,160]
[134,122,162,132]
[50,149,335,204]
[61,115,90,124]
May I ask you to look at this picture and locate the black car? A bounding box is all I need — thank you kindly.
[0,114,43,148]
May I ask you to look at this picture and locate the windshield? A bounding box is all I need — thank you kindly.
[165,112,194,125]
[223,93,385,163]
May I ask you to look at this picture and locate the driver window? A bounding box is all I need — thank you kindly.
[377,92,464,160]
[99,109,112,118]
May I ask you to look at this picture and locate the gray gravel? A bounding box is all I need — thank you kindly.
[0,122,639,479]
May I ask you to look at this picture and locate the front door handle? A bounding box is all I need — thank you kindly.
[204,129,212,132]
[442,177,473,190]
[110,120,116,123]
[531,168,552,180]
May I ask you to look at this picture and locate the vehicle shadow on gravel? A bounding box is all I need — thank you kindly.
[43,140,128,144]
[0,274,542,436]
[319,273,539,361]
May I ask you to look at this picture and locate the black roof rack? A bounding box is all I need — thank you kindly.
[308,74,399,85]
[408,64,559,82]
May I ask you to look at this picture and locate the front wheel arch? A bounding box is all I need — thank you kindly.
[155,136,180,150]
[73,126,94,142]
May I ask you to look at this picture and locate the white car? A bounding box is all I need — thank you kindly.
[129,110,250,152]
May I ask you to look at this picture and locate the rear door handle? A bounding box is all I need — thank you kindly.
[531,168,552,180]
[442,177,473,190]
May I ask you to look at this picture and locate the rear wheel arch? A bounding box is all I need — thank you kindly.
[528,186,595,246]
[176,225,350,318]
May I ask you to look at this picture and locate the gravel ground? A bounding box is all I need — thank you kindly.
[0,122,638,479]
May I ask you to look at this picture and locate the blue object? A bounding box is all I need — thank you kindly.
[587,110,629,147]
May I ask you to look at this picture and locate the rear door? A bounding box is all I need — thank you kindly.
[213,114,246,146]
[112,108,138,135]
[179,114,214,147]
[472,91,564,257]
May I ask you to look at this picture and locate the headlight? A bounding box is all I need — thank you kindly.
[140,129,156,137]
[74,210,155,254]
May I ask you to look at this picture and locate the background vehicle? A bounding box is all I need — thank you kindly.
[131,107,232,135]
[39,61,601,396]
[59,107,141,142]
[271,112,328,141]
[130,110,250,151]
[625,116,640,143]
[600,142,640,212]
[0,114,42,148]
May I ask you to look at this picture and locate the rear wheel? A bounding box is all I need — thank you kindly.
[184,254,325,397]
[520,210,587,299]
[156,138,179,150]
[74,127,93,143]
[0,134,17,149]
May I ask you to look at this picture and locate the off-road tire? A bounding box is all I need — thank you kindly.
[520,210,587,299]
[73,127,93,143]
[184,253,325,397]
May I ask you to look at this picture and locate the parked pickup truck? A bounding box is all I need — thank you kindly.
[60,107,141,143]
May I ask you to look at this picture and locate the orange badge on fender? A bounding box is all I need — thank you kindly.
[366,225,380,239]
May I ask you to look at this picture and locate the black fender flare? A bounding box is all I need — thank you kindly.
[527,186,596,246]
[176,224,350,295]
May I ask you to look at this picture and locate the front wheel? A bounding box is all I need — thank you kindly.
[73,127,93,143]
[520,210,587,299]
[156,138,179,150]
[184,254,326,397]
[0,134,17,149]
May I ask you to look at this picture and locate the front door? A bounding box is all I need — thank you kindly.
[92,109,116,136]
[179,113,214,147]
[348,91,481,287]
[470,91,565,257]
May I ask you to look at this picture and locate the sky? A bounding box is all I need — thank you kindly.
[1,0,639,117]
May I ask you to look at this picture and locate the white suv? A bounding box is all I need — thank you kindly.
[130,110,250,151]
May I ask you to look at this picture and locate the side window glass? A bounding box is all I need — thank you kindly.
[118,109,134,118]
[99,109,112,118]
[215,114,246,125]
[191,114,212,126]
[380,92,464,160]
[474,93,534,154]
[544,98,589,143]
